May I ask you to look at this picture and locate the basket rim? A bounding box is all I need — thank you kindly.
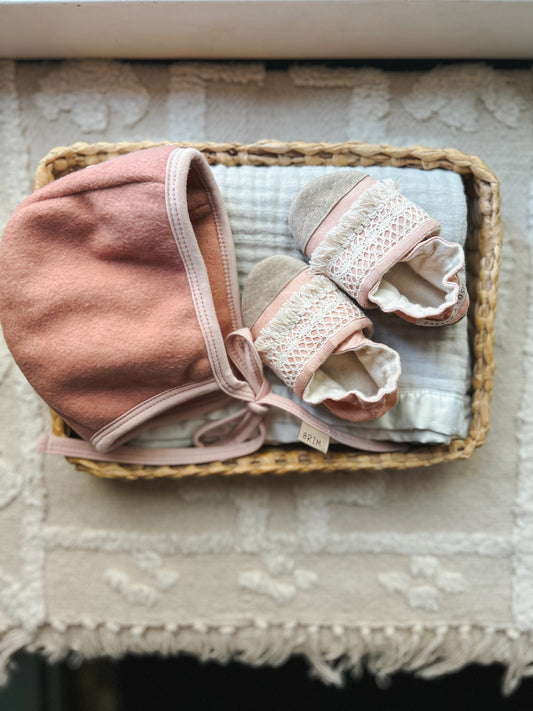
[37,139,502,478]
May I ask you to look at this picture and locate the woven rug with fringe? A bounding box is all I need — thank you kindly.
[0,59,531,693]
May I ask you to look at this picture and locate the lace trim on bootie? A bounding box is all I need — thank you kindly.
[255,274,400,415]
[309,179,441,308]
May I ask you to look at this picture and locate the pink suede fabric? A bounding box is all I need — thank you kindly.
[0,145,240,446]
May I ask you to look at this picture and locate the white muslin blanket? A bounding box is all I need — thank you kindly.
[133,164,470,447]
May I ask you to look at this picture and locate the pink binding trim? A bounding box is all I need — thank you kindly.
[37,430,266,466]
[165,148,248,401]
[251,268,310,338]
[305,176,376,257]
[91,379,220,451]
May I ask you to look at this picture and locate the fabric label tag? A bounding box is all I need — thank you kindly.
[298,423,330,453]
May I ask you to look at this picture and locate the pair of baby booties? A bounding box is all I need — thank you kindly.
[242,170,469,425]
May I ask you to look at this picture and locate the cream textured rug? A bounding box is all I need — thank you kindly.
[0,59,532,692]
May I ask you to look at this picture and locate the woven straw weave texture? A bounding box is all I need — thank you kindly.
[34,139,502,480]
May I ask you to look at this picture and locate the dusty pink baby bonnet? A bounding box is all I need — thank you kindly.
[0,145,251,462]
[0,145,400,464]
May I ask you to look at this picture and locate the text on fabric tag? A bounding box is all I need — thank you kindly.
[298,423,330,453]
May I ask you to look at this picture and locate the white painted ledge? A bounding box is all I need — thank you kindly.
[1,0,533,59]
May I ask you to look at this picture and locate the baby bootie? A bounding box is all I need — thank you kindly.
[242,255,401,423]
[289,171,469,326]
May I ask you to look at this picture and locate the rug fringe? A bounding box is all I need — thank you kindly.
[0,628,35,684]
[2,622,533,694]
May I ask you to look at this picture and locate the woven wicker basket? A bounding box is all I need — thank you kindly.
[34,139,502,480]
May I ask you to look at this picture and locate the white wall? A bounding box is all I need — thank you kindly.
[1,0,533,59]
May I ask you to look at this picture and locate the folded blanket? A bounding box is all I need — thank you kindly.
[132,164,470,447]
